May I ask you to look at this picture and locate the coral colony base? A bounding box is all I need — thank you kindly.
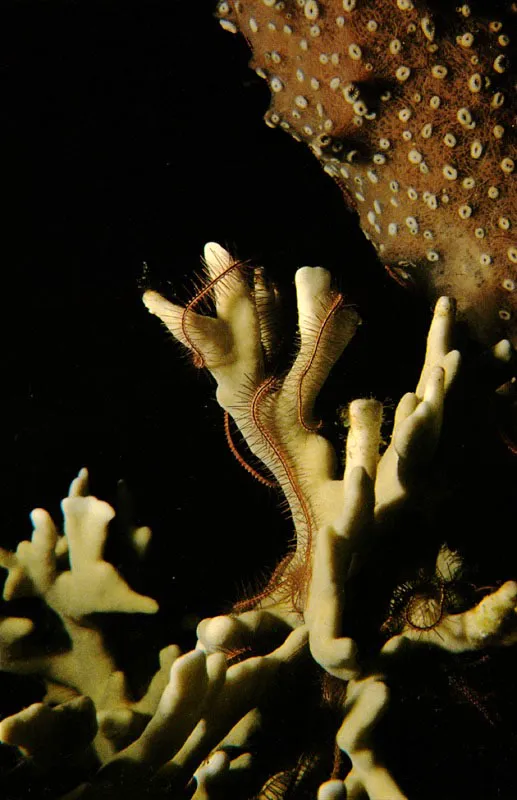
[1,242,516,799]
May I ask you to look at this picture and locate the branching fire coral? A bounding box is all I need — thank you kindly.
[0,459,308,798]
[143,242,460,618]
[0,469,162,761]
[1,242,516,799]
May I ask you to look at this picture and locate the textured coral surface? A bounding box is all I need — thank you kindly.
[217,0,517,347]
[2,3,517,797]
[2,245,515,799]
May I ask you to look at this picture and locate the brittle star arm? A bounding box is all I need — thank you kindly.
[383,579,517,657]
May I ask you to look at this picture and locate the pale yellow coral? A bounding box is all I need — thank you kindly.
[144,244,461,626]
[0,470,158,761]
[144,242,360,591]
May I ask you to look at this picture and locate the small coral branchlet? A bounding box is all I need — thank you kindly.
[0,469,160,763]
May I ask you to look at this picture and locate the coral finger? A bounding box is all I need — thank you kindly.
[307,524,359,680]
[392,392,419,434]
[416,297,454,399]
[193,749,230,798]
[68,467,90,498]
[0,696,97,762]
[120,649,210,768]
[253,267,281,365]
[337,678,407,799]
[143,290,185,339]
[203,242,250,318]
[0,550,32,600]
[97,708,148,748]
[136,644,182,716]
[422,365,445,413]
[295,267,333,339]
[196,611,290,654]
[318,779,347,800]
[393,401,435,466]
[442,349,461,394]
[0,616,34,644]
[464,581,517,646]
[143,290,225,365]
[337,466,375,545]
[62,496,115,565]
[343,770,367,800]
[344,399,382,487]
[287,267,359,430]
[30,508,59,579]
[196,615,241,653]
[492,339,513,365]
[266,623,308,666]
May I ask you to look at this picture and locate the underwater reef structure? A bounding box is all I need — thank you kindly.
[1,241,517,799]
[216,0,517,348]
[2,2,517,798]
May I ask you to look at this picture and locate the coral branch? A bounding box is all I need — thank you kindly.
[2,239,513,799]
[0,696,97,764]
[305,456,407,798]
[0,470,159,762]
[145,244,460,619]
[374,296,461,519]
[144,243,360,611]
[168,626,308,786]
[384,577,517,656]
[306,467,374,682]
[0,478,157,621]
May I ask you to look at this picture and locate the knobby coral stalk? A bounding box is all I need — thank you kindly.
[144,242,360,614]
[143,243,461,621]
[1,241,515,799]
